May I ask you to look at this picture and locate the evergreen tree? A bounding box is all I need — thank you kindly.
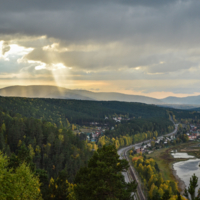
[162,190,171,200]
[74,145,137,200]
[184,173,200,200]
[177,192,181,200]
[0,151,42,200]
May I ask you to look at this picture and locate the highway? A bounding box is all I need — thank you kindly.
[117,123,179,200]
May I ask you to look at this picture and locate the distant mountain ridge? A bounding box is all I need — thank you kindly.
[161,96,200,105]
[1,85,200,106]
[0,85,163,104]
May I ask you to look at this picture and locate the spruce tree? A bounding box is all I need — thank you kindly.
[74,145,137,200]
[184,173,200,200]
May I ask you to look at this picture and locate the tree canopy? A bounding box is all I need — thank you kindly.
[184,173,200,200]
[0,151,42,200]
[74,145,137,200]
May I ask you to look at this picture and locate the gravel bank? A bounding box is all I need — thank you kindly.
[172,168,186,194]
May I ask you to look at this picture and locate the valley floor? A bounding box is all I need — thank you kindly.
[146,141,200,193]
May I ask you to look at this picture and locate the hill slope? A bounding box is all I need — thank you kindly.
[162,95,200,105]
[0,85,163,104]
[0,96,169,126]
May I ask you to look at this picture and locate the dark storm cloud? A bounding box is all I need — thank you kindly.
[0,0,199,46]
[0,0,177,12]
[1,0,200,86]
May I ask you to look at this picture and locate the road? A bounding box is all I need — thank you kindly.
[117,123,179,200]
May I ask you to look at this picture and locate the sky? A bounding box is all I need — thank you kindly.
[1,0,200,99]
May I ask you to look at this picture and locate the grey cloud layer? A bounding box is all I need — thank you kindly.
[0,0,177,12]
[1,0,200,45]
[1,0,200,95]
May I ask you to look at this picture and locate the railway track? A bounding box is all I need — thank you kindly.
[123,150,146,200]
[119,123,179,200]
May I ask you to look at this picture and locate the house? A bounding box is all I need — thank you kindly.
[170,135,175,140]
[188,134,196,140]
[95,131,101,137]
[135,147,142,154]
[113,117,121,123]
[193,130,200,137]
[147,143,151,147]
[190,124,197,131]
[156,139,160,144]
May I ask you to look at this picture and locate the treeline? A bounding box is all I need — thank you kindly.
[98,135,133,149]
[0,109,93,199]
[131,154,183,200]
[96,118,174,150]
[169,109,200,121]
[2,95,200,127]
[179,118,200,126]
[0,96,170,126]
[176,124,189,143]
[105,118,174,138]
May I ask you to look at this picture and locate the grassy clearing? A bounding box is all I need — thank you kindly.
[146,142,199,182]
[147,148,176,181]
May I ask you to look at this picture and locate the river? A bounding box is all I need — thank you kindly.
[172,152,200,193]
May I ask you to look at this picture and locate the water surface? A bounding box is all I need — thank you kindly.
[171,152,194,158]
[173,159,200,192]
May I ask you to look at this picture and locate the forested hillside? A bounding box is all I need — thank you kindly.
[0,96,196,199]
[0,85,163,104]
[168,109,200,122]
[97,118,174,149]
[0,108,93,199]
[0,96,169,126]
[105,118,174,138]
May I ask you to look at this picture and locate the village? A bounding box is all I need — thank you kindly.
[76,114,131,142]
[133,124,200,154]
[77,120,200,154]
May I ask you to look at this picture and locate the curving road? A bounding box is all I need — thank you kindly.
[118,123,179,200]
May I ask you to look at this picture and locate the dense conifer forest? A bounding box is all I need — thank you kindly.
[0,96,169,126]
[105,118,174,138]
[1,96,200,199]
[0,107,93,199]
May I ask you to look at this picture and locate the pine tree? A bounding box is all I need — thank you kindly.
[0,151,42,200]
[184,173,199,200]
[74,145,137,200]
[177,192,181,200]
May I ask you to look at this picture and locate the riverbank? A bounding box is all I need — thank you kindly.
[146,142,200,193]
[172,168,186,194]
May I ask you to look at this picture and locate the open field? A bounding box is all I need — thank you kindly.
[147,148,177,182]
